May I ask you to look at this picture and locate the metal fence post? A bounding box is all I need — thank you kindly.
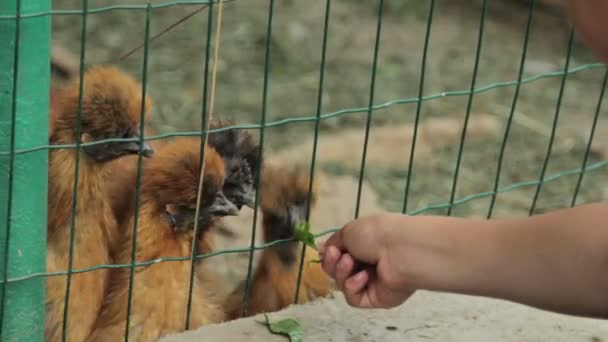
[0,0,51,340]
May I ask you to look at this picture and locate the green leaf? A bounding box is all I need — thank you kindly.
[258,314,304,342]
[293,222,318,251]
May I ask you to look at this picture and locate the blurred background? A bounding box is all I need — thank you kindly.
[50,0,606,227]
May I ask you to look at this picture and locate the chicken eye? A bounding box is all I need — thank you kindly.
[165,204,179,216]
[166,204,193,215]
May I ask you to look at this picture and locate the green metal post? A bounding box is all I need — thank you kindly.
[0,0,51,340]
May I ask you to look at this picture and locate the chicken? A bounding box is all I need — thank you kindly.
[207,119,259,210]
[46,65,154,342]
[104,126,159,228]
[107,118,257,238]
[205,119,259,240]
[88,138,239,342]
[224,163,334,319]
[51,80,157,229]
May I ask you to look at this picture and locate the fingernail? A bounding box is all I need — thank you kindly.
[338,257,349,270]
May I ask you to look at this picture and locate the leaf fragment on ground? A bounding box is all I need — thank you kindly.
[257,314,304,342]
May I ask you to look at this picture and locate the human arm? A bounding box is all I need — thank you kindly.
[320,203,608,319]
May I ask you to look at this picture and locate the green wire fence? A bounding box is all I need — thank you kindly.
[1,0,607,341]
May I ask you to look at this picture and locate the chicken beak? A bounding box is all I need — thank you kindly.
[140,141,154,157]
[119,139,154,158]
[242,190,256,209]
[208,192,240,217]
[288,205,306,229]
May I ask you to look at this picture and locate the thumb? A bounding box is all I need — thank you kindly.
[319,225,347,257]
[320,219,375,261]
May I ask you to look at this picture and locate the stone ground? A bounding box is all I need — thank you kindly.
[162,291,608,342]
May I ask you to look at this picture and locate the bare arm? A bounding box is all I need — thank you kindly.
[321,203,608,318]
[321,0,608,317]
[401,203,608,318]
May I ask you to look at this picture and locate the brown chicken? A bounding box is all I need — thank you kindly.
[88,138,239,342]
[224,162,334,319]
[106,119,256,237]
[104,126,159,228]
[46,65,154,342]
[51,81,157,229]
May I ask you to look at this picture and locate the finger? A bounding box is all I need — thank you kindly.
[323,222,353,252]
[342,270,371,309]
[318,242,326,256]
[321,245,342,279]
[344,269,370,297]
[335,253,356,291]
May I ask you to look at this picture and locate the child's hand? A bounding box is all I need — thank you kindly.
[319,213,416,309]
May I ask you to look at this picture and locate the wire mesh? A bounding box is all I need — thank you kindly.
[446,0,488,217]
[240,0,274,318]
[60,0,88,339]
[0,0,607,340]
[529,29,576,216]
[184,0,215,330]
[293,0,332,304]
[123,2,152,339]
[402,0,436,214]
[354,0,385,220]
[571,69,608,207]
[487,0,538,219]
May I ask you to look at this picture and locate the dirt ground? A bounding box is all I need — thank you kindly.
[162,292,608,342]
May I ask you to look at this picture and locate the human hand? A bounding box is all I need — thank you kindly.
[319,213,416,309]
